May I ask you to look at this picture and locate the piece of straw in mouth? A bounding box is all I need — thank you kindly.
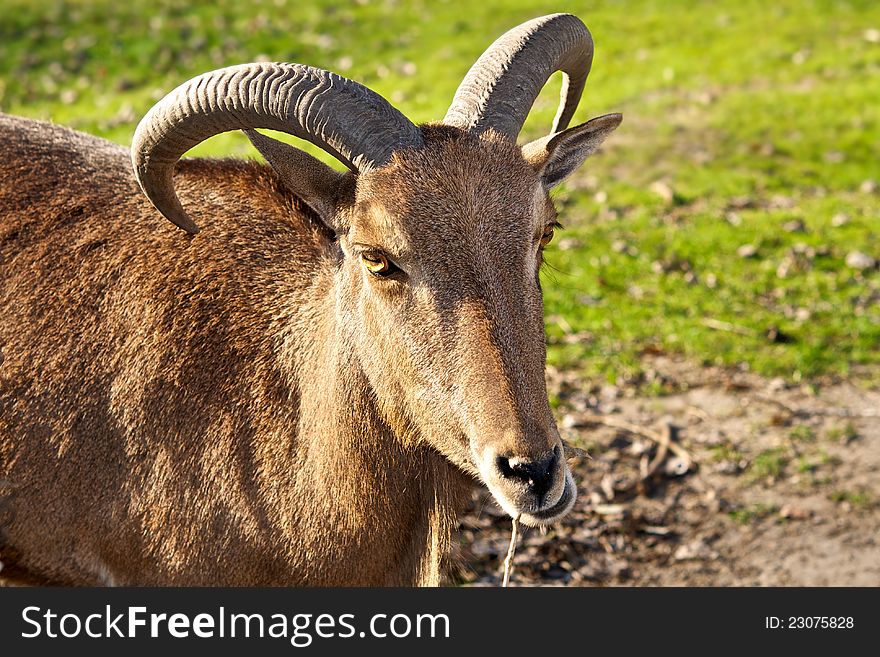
[501,515,520,588]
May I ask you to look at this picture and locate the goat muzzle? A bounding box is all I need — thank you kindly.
[478,443,576,526]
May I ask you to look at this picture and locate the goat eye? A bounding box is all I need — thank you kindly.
[539,226,555,247]
[361,252,394,277]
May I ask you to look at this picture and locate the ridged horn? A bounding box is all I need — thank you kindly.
[132,62,424,233]
[443,14,593,140]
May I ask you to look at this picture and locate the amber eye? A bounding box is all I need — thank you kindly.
[539,226,555,247]
[361,252,393,276]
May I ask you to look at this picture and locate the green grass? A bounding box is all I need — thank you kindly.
[796,450,839,474]
[709,444,744,464]
[829,489,874,510]
[826,421,859,443]
[788,425,816,443]
[749,447,789,481]
[2,0,878,383]
[728,502,779,525]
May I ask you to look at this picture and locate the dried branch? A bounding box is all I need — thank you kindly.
[573,414,695,467]
[641,422,672,480]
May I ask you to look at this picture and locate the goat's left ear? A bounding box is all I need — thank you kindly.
[244,129,345,228]
[523,113,622,190]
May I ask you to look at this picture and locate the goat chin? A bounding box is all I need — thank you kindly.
[519,471,578,527]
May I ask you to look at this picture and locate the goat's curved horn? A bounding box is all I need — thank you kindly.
[132,62,423,233]
[443,14,593,141]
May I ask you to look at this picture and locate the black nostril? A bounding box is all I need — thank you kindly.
[495,449,559,502]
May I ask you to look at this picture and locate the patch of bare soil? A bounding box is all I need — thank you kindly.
[452,357,880,586]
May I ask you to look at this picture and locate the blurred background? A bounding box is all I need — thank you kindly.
[2,0,878,585]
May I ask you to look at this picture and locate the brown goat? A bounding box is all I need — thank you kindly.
[0,14,620,585]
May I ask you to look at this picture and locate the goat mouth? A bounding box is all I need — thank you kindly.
[517,470,577,527]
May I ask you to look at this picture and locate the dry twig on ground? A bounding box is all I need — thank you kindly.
[573,414,695,468]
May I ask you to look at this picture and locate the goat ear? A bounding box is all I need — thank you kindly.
[522,113,622,190]
[244,129,345,227]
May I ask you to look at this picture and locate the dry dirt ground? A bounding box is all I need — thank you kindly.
[453,357,880,586]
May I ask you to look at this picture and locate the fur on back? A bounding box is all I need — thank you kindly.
[0,115,469,585]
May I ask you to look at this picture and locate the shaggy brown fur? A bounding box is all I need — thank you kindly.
[0,111,616,585]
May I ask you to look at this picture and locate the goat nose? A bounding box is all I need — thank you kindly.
[495,447,559,503]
